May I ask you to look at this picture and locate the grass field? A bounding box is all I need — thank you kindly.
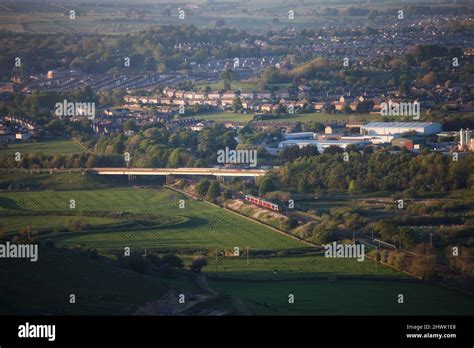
[269,112,374,123]
[208,278,474,315]
[195,253,406,279]
[1,185,473,315]
[194,111,377,124]
[195,112,253,123]
[0,214,125,235]
[0,171,129,191]
[0,246,188,315]
[0,188,305,251]
[0,138,86,155]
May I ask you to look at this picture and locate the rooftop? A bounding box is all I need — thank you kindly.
[363,122,439,128]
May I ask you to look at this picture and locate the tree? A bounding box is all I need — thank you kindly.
[161,254,184,269]
[195,179,211,196]
[222,189,232,200]
[259,177,276,195]
[282,217,298,231]
[375,220,398,242]
[207,181,221,199]
[220,69,236,90]
[190,255,208,272]
[348,180,358,195]
[400,227,417,249]
[232,97,243,113]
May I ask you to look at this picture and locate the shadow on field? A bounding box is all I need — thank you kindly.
[0,197,23,210]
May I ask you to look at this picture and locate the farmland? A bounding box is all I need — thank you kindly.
[1,185,473,315]
[191,252,405,280]
[0,1,400,34]
[0,138,86,155]
[0,188,306,252]
[208,278,474,315]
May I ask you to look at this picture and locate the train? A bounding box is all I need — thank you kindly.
[244,195,280,212]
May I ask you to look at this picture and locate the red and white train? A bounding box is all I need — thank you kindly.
[244,195,280,212]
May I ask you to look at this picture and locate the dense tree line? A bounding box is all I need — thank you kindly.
[264,150,474,195]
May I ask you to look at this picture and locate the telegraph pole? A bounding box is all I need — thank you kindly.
[215,249,218,273]
[246,246,249,266]
[376,241,381,276]
[399,228,402,250]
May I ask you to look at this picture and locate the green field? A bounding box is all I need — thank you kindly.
[195,253,405,279]
[0,138,86,155]
[0,1,423,33]
[194,111,376,124]
[0,188,305,252]
[209,278,474,315]
[0,171,128,191]
[269,112,373,123]
[0,214,125,235]
[1,185,473,315]
[195,112,254,123]
[0,246,196,315]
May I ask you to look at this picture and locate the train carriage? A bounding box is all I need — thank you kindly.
[244,195,280,212]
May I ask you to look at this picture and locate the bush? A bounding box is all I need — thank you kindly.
[190,255,208,272]
[161,254,184,269]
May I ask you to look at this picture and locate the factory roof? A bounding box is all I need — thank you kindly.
[363,122,439,128]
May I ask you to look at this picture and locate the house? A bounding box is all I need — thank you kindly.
[124,95,139,104]
[187,99,203,106]
[0,128,15,142]
[160,97,173,105]
[190,122,206,131]
[220,97,235,108]
[260,104,273,113]
[15,132,31,141]
[222,91,236,99]
[256,91,272,100]
[172,98,186,106]
[240,92,254,99]
[313,102,327,112]
[174,90,185,98]
[163,87,176,97]
[275,92,290,99]
[203,99,219,107]
[207,92,221,100]
[184,91,195,99]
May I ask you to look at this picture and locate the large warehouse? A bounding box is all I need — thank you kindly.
[361,122,442,136]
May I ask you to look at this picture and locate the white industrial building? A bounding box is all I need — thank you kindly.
[283,132,317,140]
[278,139,368,152]
[360,122,442,144]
